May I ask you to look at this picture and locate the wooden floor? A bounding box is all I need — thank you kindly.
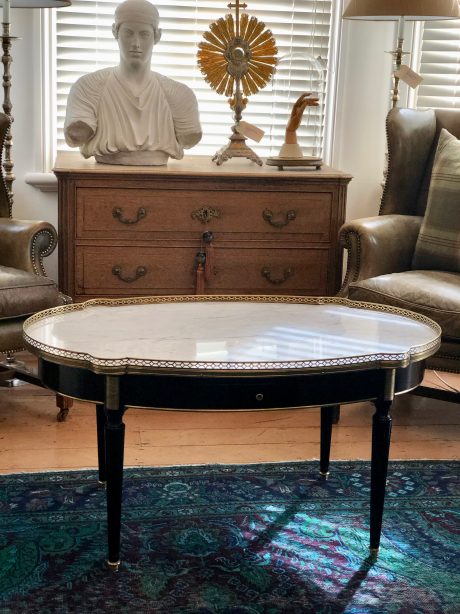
[0,356,459,474]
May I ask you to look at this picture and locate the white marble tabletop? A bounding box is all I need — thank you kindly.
[23,297,441,373]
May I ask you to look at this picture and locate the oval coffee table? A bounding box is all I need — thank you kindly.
[23,295,441,569]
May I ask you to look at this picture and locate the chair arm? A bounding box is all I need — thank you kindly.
[0,218,58,276]
[338,214,423,297]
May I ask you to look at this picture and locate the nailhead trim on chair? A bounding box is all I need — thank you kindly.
[337,229,362,297]
[31,229,57,277]
[379,115,392,216]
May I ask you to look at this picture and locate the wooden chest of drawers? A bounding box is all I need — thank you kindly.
[54,153,352,301]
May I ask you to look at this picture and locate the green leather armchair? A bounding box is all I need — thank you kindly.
[339,107,460,401]
[0,113,72,420]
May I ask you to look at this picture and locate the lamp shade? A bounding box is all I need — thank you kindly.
[5,1,71,7]
[343,0,460,20]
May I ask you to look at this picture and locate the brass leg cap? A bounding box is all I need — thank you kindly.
[319,470,330,479]
[106,560,120,572]
[369,547,379,558]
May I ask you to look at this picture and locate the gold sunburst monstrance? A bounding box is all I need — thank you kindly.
[197,1,277,165]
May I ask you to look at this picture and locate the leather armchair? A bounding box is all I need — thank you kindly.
[339,107,460,400]
[0,113,72,420]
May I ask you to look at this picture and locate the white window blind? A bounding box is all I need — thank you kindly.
[416,19,460,109]
[55,0,333,157]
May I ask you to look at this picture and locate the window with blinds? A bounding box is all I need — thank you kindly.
[416,19,460,109]
[55,0,334,158]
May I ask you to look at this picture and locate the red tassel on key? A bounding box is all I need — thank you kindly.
[195,251,206,295]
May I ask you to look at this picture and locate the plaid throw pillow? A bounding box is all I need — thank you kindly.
[412,128,460,272]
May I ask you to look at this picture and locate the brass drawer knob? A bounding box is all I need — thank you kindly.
[112,265,147,283]
[112,207,147,225]
[261,266,293,285]
[262,208,296,228]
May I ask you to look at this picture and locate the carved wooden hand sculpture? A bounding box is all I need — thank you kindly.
[266,91,323,168]
[285,93,319,145]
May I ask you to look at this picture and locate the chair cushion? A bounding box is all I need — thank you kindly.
[348,270,460,341]
[412,129,460,272]
[0,265,61,319]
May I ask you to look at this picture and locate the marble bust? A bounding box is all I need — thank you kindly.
[64,0,202,165]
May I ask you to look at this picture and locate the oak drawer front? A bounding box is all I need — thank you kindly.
[206,246,329,294]
[75,246,197,295]
[75,245,329,296]
[76,188,333,241]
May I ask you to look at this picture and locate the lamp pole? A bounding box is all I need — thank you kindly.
[389,16,410,109]
[1,0,15,211]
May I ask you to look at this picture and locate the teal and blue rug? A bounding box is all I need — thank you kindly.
[0,461,459,613]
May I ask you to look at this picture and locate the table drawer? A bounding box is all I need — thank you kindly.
[75,245,329,296]
[76,187,333,241]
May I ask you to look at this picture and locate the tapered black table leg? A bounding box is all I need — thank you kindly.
[96,403,107,484]
[105,407,125,569]
[320,405,336,477]
[104,376,125,570]
[370,398,392,552]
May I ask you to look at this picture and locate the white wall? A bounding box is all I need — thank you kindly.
[9,8,397,283]
[332,19,395,220]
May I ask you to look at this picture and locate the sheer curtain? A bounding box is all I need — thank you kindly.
[55,0,334,157]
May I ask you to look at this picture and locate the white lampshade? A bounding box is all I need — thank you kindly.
[3,1,71,7]
[343,0,460,20]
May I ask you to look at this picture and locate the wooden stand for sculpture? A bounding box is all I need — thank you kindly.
[265,156,323,170]
[266,142,322,170]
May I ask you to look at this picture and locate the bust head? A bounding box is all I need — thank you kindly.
[112,0,162,70]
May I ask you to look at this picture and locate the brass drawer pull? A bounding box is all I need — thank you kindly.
[261,266,293,285]
[191,207,221,224]
[262,208,296,228]
[112,265,147,283]
[112,207,147,224]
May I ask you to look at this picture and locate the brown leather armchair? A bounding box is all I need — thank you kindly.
[339,107,460,402]
[0,113,72,420]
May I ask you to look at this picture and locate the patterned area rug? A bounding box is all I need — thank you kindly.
[0,461,459,613]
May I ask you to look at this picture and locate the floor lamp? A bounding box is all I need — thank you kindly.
[0,0,71,211]
[343,0,460,108]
